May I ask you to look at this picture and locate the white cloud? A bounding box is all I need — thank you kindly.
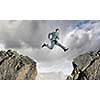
[64,20,100,59]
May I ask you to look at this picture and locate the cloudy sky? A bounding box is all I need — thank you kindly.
[0,20,100,74]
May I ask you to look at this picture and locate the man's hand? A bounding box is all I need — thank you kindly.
[56,36,59,40]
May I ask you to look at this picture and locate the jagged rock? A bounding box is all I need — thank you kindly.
[67,50,100,80]
[0,50,37,80]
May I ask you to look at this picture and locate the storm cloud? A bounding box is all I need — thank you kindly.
[0,20,49,48]
[0,20,78,49]
[0,20,78,61]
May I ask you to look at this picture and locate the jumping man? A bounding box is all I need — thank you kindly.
[42,28,69,52]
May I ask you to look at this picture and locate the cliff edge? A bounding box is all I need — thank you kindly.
[67,50,100,80]
[0,50,37,80]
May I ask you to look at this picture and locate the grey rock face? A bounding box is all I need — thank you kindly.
[67,50,100,80]
[0,50,37,80]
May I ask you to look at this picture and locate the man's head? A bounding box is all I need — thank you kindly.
[55,28,60,32]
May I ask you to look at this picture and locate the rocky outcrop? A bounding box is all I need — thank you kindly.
[0,49,37,80]
[67,50,100,80]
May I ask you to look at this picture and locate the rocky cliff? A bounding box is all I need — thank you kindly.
[0,49,37,80]
[67,50,100,80]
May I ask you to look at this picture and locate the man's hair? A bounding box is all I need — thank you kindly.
[56,28,59,32]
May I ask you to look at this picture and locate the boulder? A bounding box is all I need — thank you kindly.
[0,49,37,80]
[67,50,100,80]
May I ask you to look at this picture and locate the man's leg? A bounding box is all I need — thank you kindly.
[56,41,68,52]
[42,41,55,49]
[46,41,55,49]
[41,43,47,48]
